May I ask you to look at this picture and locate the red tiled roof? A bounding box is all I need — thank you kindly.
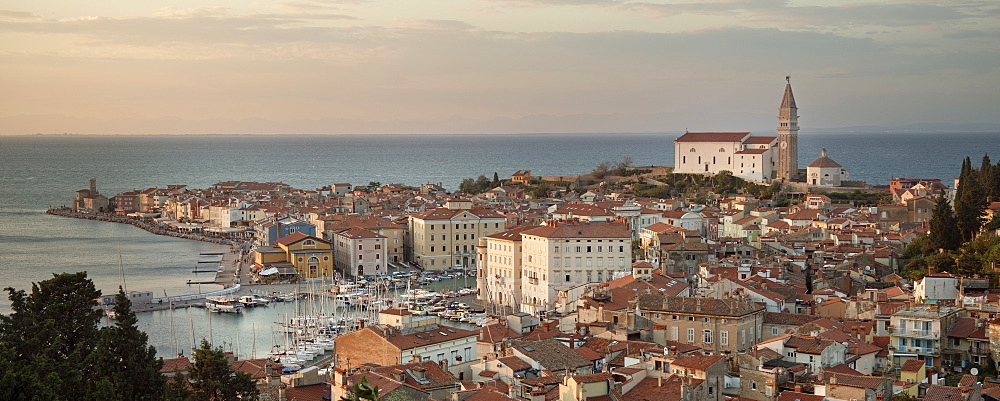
[675,132,751,143]
[160,356,192,373]
[522,221,630,239]
[900,358,925,373]
[744,136,777,144]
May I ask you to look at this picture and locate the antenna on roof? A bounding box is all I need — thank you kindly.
[786,75,791,84]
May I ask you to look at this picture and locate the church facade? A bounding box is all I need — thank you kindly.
[673,78,799,184]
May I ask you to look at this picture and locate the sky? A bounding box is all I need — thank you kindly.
[0,0,997,135]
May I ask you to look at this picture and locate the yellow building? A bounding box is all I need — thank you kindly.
[897,358,926,397]
[409,199,506,270]
[253,232,334,278]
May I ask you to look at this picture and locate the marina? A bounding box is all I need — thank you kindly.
[135,269,484,370]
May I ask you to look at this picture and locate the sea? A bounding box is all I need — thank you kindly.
[1,132,998,358]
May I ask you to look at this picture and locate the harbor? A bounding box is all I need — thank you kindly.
[133,268,484,369]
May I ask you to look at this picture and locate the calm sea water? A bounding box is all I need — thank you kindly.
[1,132,998,356]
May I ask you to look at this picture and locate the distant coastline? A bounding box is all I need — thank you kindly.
[3,122,999,137]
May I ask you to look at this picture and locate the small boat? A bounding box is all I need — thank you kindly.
[205,297,245,313]
[238,295,261,308]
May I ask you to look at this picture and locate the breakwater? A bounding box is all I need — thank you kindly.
[45,207,236,246]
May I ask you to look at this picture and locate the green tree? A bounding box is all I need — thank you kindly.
[0,272,103,400]
[87,288,167,401]
[980,354,998,379]
[928,196,962,251]
[492,172,500,188]
[955,157,987,242]
[178,340,258,401]
[474,175,491,193]
[980,155,997,201]
[341,377,381,401]
[529,184,551,199]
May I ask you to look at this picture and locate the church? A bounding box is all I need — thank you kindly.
[673,78,800,184]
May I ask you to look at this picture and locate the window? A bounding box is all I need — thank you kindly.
[358,244,362,250]
[587,246,592,253]
[721,331,728,346]
[772,327,778,335]
[703,330,713,343]
[751,383,757,390]
[566,274,571,282]
[375,244,381,249]
[671,326,678,341]
[687,328,695,343]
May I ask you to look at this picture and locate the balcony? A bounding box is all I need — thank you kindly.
[971,347,991,357]
[893,329,940,339]
[891,345,940,356]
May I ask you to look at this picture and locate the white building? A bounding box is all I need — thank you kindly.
[334,227,388,277]
[913,272,959,304]
[476,225,538,313]
[806,148,850,187]
[673,79,801,183]
[518,221,631,315]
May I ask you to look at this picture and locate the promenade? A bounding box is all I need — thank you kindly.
[45,207,237,246]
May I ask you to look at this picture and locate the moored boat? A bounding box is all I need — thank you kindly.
[205,296,245,313]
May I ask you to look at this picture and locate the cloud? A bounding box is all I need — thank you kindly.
[0,9,41,19]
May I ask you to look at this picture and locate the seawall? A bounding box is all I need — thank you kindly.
[45,207,236,246]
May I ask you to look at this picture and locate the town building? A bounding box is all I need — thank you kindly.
[517,220,632,315]
[333,227,388,277]
[888,305,963,369]
[409,199,506,270]
[673,78,800,183]
[476,225,539,314]
[806,148,849,187]
[635,294,766,354]
[71,177,110,214]
[252,232,334,278]
[333,319,478,369]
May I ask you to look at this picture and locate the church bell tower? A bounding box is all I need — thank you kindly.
[776,76,799,181]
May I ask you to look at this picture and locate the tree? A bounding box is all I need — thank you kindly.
[529,184,551,199]
[474,175,491,193]
[179,340,258,401]
[458,177,476,194]
[0,272,104,400]
[492,172,500,188]
[928,196,961,251]
[955,163,988,242]
[341,377,381,401]
[87,287,167,401]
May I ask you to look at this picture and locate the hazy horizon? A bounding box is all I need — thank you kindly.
[2,0,998,135]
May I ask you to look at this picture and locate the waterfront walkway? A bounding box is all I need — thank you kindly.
[46,207,238,245]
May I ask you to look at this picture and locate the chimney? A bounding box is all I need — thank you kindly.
[89,177,97,195]
[830,375,837,384]
[358,319,366,329]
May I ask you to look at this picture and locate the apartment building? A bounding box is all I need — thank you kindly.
[518,220,631,315]
[635,294,766,354]
[475,225,539,313]
[333,227,388,277]
[409,199,506,270]
[888,305,963,369]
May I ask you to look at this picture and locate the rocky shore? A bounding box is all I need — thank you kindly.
[45,207,237,246]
